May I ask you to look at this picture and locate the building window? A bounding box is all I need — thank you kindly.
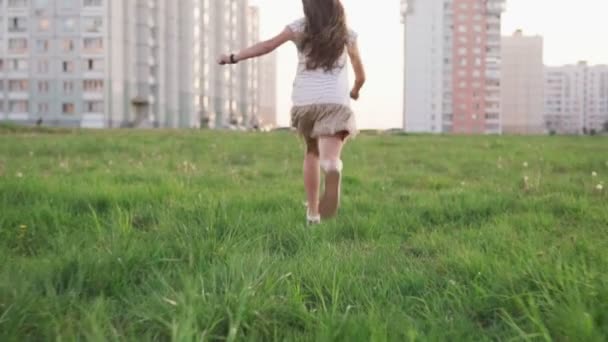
[8,17,28,33]
[85,58,104,71]
[35,39,49,53]
[9,80,28,92]
[8,38,28,54]
[10,100,29,113]
[63,39,75,52]
[38,81,49,93]
[38,18,51,31]
[37,60,49,73]
[8,0,28,8]
[62,61,75,73]
[38,102,50,115]
[62,103,75,115]
[34,0,50,8]
[85,101,103,113]
[8,59,29,71]
[63,81,74,93]
[63,18,76,32]
[83,0,102,6]
[62,0,76,8]
[83,79,103,92]
[83,17,103,33]
[83,37,103,53]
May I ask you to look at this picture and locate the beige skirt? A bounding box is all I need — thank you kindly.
[291,103,358,141]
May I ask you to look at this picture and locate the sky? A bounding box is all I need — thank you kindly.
[250,0,608,129]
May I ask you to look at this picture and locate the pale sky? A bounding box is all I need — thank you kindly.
[250,0,608,129]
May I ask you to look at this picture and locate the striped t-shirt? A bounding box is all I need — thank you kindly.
[287,18,358,107]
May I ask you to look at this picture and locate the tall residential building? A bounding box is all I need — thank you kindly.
[258,52,277,129]
[401,0,506,134]
[500,30,544,134]
[0,0,268,129]
[544,61,608,135]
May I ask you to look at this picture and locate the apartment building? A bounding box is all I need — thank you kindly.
[401,0,506,134]
[0,0,274,129]
[500,30,544,134]
[544,61,608,135]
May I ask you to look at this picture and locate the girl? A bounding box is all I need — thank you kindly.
[219,0,366,225]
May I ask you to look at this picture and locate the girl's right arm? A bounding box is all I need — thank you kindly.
[218,28,294,65]
[347,42,366,100]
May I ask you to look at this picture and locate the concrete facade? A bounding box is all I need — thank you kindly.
[500,30,544,134]
[544,62,608,135]
[401,0,506,134]
[0,0,275,129]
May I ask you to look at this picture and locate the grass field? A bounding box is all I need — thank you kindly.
[0,125,607,341]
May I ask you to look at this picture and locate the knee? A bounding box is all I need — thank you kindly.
[320,159,343,172]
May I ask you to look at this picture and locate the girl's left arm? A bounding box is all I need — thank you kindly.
[218,28,293,65]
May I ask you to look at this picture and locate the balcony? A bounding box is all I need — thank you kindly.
[486,0,506,14]
[8,113,29,121]
[83,91,103,101]
[8,91,29,100]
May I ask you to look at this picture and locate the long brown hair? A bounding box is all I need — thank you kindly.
[300,0,349,71]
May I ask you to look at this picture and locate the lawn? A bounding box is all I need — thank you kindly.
[0,126,607,341]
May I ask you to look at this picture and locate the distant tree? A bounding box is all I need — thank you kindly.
[582,127,588,135]
[603,121,608,132]
[590,129,597,136]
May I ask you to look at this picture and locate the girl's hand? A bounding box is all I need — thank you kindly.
[217,54,232,65]
[350,89,360,101]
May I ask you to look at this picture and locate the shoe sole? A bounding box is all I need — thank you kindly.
[319,170,341,219]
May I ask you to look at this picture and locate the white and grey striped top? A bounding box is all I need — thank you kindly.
[287,18,358,107]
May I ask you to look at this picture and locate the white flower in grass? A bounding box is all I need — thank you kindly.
[162,297,178,306]
[16,172,23,178]
[29,151,34,157]
[523,162,529,168]
[592,171,598,177]
[597,184,604,191]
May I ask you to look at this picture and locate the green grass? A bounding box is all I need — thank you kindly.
[0,128,607,341]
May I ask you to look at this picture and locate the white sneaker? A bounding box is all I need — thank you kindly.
[307,210,321,225]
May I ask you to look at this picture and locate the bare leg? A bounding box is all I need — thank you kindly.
[303,151,320,217]
[303,138,320,220]
[318,134,346,219]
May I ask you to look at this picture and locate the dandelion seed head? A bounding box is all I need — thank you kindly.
[592,171,598,177]
[523,162,529,168]
[597,184,604,191]
[16,172,23,178]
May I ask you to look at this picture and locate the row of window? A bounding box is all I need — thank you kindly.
[0,58,104,73]
[0,100,103,114]
[0,17,103,34]
[0,0,102,9]
[0,37,103,54]
[0,79,103,92]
